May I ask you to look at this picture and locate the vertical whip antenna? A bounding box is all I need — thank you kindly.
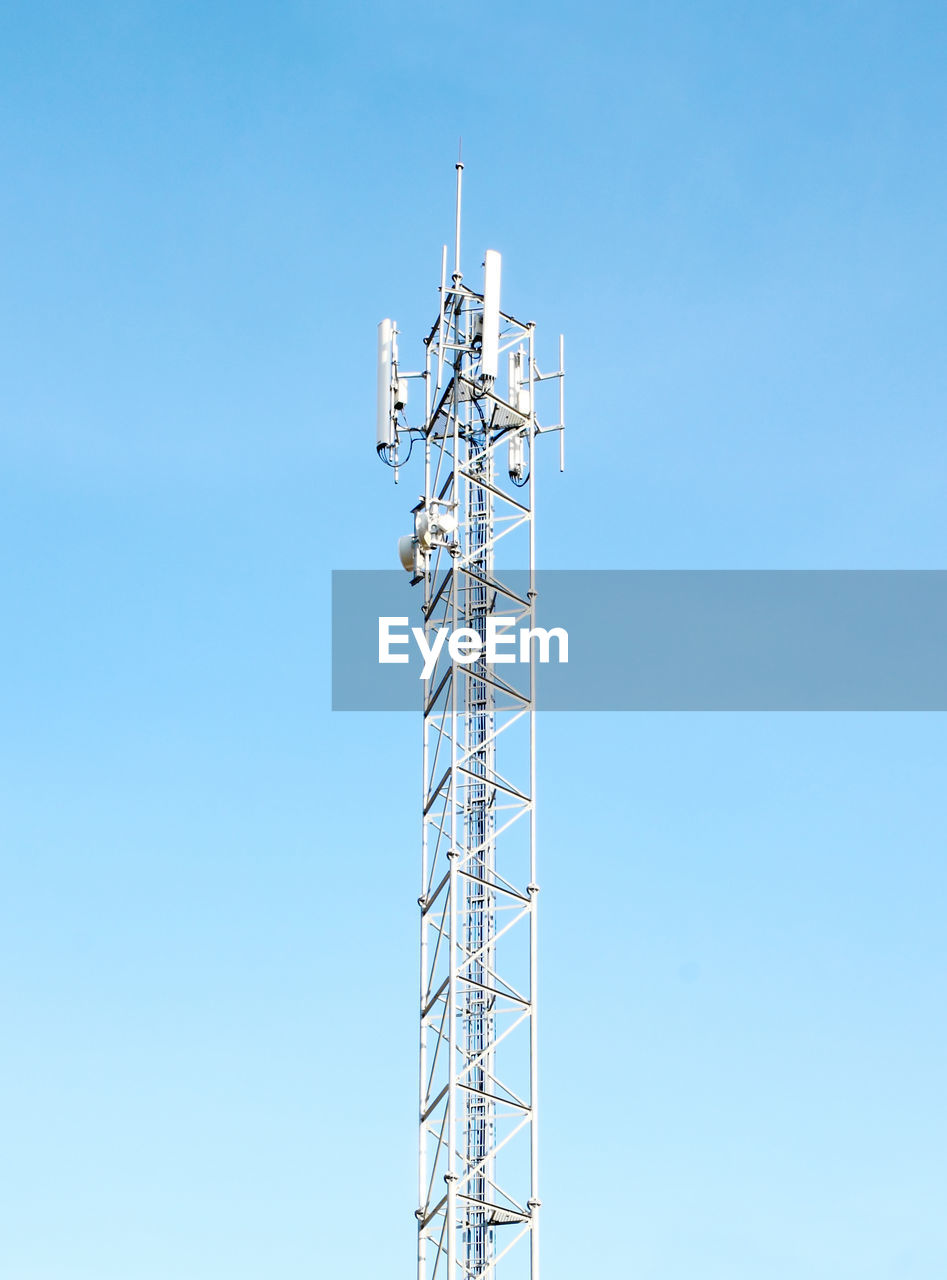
[454,145,463,281]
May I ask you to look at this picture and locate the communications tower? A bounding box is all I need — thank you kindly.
[375,163,564,1280]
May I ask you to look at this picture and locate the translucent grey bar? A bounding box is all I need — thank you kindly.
[332,571,947,711]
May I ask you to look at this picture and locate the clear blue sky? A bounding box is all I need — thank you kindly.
[1,3,945,1277]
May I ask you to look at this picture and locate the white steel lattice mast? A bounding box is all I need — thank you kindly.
[376,162,564,1280]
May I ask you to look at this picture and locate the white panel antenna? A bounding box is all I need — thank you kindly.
[376,318,395,450]
[481,249,501,382]
[509,347,529,415]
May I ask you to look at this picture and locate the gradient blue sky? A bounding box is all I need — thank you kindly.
[1,3,945,1277]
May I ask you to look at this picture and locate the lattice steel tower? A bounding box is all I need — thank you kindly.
[375,163,564,1280]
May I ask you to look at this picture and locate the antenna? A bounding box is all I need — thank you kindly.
[374,165,566,1280]
[376,319,394,450]
[454,148,463,281]
[481,249,501,383]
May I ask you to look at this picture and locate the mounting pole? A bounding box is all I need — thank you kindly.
[454,155,464,281]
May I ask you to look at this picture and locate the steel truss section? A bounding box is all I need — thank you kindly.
[381,172,563,1280]
[419,287,539,1280]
